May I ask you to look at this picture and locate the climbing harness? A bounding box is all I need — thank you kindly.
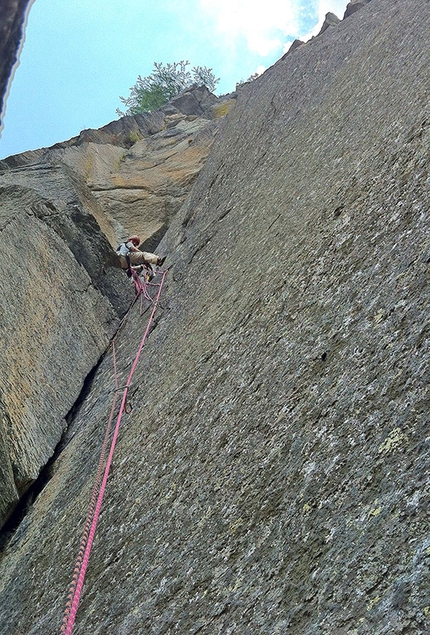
[60,268,167,635]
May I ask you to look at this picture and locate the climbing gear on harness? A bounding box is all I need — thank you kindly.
[128,265,144,276]
[131,268,148,298]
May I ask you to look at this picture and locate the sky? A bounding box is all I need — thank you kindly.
[0,0,348,159]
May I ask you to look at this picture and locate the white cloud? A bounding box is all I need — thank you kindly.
[316,0,347,22]
[199,0,301,56]
[199,0,349,56]
[310,0,348,35]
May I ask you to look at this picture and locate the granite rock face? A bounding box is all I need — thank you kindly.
[0,0,429,634]
[0,86,233,528]
[0,183,128,528]
[76,114,222,253]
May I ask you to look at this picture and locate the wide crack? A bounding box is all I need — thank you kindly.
[0,353,105,555]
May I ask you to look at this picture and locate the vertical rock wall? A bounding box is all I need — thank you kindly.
[0,0,428,634]
[0,180,131,527]
[0,89,233,529]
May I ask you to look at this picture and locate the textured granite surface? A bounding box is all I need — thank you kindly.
[0,0,428,633]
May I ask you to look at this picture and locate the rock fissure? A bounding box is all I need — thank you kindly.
[0,424,66,555]
[0,298,137,554]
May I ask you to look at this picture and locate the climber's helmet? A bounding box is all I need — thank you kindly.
[128,235,140,247]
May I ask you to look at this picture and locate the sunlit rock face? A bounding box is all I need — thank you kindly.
[0,86,235,251]
[58,113,222,253]
[0,0,429,634]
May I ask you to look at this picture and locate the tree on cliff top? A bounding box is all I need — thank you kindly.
[116,60,220,116]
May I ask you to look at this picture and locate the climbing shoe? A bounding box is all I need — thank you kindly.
[157,256,166,267]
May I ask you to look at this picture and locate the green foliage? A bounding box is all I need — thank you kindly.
[117,60,220,116]
[191,65,219,93]
[236,72,260,90]
[126,84,169,116]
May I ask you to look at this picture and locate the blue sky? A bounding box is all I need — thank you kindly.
[0,0,348,159]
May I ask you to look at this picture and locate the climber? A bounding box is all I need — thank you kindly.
[116,235,166,275]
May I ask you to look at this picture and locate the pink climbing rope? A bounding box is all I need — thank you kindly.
[60,269,167,635]
[131,268,154,301]
[60,341,120,633]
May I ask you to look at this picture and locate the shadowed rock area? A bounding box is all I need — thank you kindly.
[0,183,127,527]
[344,0,373,18]
[0,0,33,129]
[0,0,429,633]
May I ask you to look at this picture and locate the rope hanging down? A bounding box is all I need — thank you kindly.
[60,268,167,635]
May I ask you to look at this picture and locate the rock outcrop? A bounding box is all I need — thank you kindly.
[318,12,341,36]
[0,0,429,634]
[283,38,305,57]
[344,0,373,18]
[0,0,33,129]
[0,86,234,251]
